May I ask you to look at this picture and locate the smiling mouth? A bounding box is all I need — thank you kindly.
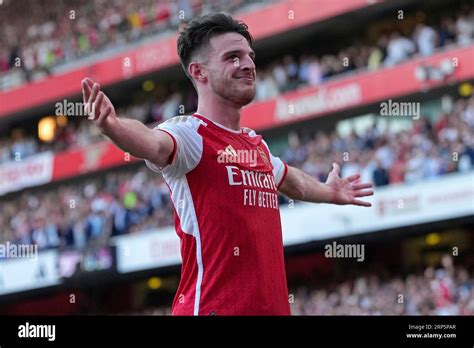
[237,77,254,83]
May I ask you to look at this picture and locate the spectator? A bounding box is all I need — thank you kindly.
[384,31,416,66]
[372,158,389,186]
[306,57,323,86]
[455,10,474,46]
[413,23,438,56]
[255,68,279,100]
[389,152,406,184]
[439,17,457,47]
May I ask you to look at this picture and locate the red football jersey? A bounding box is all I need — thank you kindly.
[146,113,290,315]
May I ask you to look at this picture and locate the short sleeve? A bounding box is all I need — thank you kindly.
[261,140,289,188]
[145,116,203,178]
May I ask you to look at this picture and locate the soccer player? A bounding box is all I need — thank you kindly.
[82,13,374,316]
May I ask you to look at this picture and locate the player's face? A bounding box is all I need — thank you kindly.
[205,32,256,106]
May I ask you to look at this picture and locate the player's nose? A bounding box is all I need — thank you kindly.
[240,54,256,72]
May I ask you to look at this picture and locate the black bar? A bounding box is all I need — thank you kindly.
[0,315,472,345]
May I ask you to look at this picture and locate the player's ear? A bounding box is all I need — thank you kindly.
[189,62,207,83]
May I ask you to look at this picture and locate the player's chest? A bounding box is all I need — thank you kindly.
[199,133,272,174]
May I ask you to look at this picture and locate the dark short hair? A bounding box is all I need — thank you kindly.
[177,13,253,81]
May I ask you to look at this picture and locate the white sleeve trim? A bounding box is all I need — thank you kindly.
[261,139,286,186]
[145,116,203,178]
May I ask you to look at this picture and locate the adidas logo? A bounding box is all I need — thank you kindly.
[224,145,238,157]
[217,145,258,167]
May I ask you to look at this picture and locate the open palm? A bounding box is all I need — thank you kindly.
[82,77,117,131]
[325,163,374,207]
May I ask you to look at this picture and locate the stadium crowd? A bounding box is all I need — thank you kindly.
[0,166,174,252]
[0,0,254,77]
[1,1,472,79]
[123,255,474,315]
[1,3,473,163]
[290,255,474,315]
[282,96,474,186]
[0,95,473,253]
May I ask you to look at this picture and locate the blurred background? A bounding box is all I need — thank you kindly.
[0,0,473,315]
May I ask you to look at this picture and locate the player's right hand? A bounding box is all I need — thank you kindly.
[82,77,117,132]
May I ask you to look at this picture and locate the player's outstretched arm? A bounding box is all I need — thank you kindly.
[82,77,174,169]
[279,163,374,207]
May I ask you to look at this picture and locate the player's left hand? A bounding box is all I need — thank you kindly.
[325,162,374,207]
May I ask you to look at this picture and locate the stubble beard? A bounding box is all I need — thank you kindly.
[210,75,255,107]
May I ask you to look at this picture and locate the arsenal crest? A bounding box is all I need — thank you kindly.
[258,146,271,169]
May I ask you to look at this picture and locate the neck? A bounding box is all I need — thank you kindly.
[196,95,242,131]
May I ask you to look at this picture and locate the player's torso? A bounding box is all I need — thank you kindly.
[190,116,281,236]
[172,115,290,315]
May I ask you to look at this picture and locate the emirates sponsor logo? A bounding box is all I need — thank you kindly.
[226,166,279,210]
[226,165,277,190]
[275,83,362,120]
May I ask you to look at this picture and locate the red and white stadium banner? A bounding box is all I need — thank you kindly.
[241,46,474,130]
[0,145,140,195]
[0,0,376,116]
[52,142,139,181]
[0,152,54,195]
